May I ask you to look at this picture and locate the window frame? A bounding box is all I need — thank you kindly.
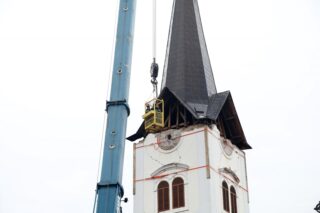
[230,186,237,213]
[157,181,170,212]
[172,177,185,209]
[222,181,230,212]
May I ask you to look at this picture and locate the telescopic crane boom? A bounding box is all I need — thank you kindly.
[95,0,137,212]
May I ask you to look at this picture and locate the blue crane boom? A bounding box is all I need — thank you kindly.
[95,0,137,212]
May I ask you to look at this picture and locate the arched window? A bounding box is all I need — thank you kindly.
[172,177,185,209]
[230,186,237,213]
[158,181,170,212]
[222,181,230,212]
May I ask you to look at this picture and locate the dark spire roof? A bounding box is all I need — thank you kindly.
[161,0,217,110]
[128,0,251,150]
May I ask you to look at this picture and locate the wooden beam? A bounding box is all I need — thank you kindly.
[176,103,179,127]
[168,105,171,128]
[179,110,186,123]
[184,107,187,126]
[164,113,169,126]
[225,116,235,121]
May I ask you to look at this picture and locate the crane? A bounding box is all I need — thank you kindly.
[93,0,162,211]
[94,0,137,212]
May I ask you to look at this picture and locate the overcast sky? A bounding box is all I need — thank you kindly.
[1,0,320,212]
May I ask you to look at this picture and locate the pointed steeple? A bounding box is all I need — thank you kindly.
[128,0,251,150]
[161,0,216,107]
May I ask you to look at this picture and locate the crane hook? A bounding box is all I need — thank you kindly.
[150,58,159,97]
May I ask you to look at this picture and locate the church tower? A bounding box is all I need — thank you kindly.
[128,0,252,212]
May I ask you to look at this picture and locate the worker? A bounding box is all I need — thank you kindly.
[146,104,151,113]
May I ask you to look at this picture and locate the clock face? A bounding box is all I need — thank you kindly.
[158,130,181,151]
[222,139,234,156]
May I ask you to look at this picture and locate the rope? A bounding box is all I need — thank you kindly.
[152,0,157,60]
[153,83,158,97]
[150,0,158,98]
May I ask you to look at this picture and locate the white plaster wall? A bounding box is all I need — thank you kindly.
[208,125,249,213]
[134,125,249,213]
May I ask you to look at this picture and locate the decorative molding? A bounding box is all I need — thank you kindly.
[219,167,240,184]
[151,163,189,177]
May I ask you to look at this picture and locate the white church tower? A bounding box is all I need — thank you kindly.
[128,0,252,212]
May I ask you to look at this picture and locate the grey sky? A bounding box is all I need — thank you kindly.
[0,0,320,212]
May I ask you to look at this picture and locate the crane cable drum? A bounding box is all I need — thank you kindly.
[143,0,164,133]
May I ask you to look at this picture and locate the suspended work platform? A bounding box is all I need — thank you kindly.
[143,98,164,132]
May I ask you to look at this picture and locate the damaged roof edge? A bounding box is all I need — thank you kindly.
[127,88,251,150]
